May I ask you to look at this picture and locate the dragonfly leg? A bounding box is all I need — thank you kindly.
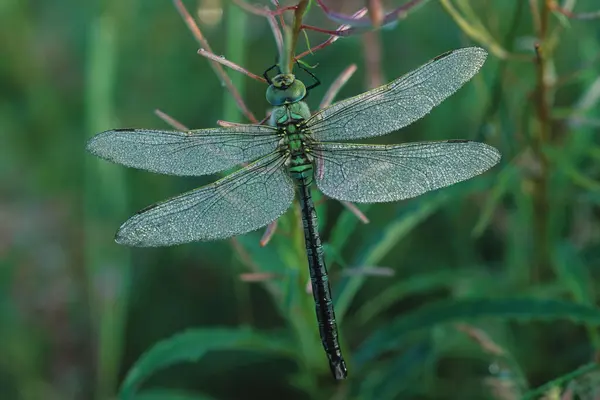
[263,63,280,85]
[297,61,321,92]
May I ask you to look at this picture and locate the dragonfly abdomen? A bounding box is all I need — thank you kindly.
[296,174,347,380]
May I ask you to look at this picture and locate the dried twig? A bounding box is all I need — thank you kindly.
[173,0,258,123]
[315,0,428,27]
[154,109,189,131]
[197,49,267,83]
[549,0,600,19]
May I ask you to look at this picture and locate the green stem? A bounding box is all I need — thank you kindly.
[224,2,248,123]
[289,0,310,72]
[84,15,131,400]
[224,1,254,326]
[531,1,552,281]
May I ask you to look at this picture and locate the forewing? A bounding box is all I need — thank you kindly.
[314,141,500,203]
[306,47,487,142]
[115,153,294,246]
[86,125,280,176]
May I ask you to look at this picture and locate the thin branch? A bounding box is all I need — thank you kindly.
[295,8,367,60]
[232,0,269,16]
[549,1,600,19]
[289,0,310,72]
[232,0,295,17]
[315,0,429,28]
[362,30,384,89]
[231,238,280,296]
[267,10,284,58]
[172,0,258,123]
[232,0,293,16]
[531,0,553,278]
[342,266,393,277]
[367,0,385,28]
[154,109,189,131]
[340,201,369,224]
[529,0,542,35]
[232,0,283,57]
[260,221,278,246]
[456,324,507,356]
[239,272,280,282]
[294,35,337,60]
[319,64,357,108]
[300,24,356,37]
[197,49,267,83]
[216,120,248,127]
[274,0,288,30]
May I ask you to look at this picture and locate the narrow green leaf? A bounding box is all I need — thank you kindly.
[521,362,599,400]
[354,298,600,366]
[334,195,444,321]
[553,242,600,349]
[329,204,372,255]
[133,389,216,400]
[352,269,482,327]
[223,1,248,124]
[336,177,492,320]
[553,243,595,306]
[440,0,509,59]
[85,14,131,400]
[472,164,519,237]
[547,147,600,193]
[119,328,294,399]
[356,339,432,399]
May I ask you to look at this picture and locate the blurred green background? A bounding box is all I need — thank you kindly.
[2,0,600,399]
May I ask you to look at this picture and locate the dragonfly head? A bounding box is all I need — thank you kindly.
[266,73,307,106]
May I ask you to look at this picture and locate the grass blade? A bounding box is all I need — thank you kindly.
[355,298,600,366]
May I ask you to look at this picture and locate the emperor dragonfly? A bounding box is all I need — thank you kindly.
[86,46,501,380]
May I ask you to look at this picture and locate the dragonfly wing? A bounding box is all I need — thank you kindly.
[87,125,280,176]
[306,47,487,142]
[313,141,500,203]
[116,152,294,246]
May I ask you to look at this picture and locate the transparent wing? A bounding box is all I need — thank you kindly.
[86,125,280,176]
[313,141,500,203]
[306,47,487,142]
[115,152,294,246]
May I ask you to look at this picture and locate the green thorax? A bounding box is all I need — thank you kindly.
[266,73,313,182]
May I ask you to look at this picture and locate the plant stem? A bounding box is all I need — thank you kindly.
[532,1,553,280]
[85,15,131,400]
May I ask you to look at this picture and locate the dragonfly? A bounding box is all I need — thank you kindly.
[86,46,501,380]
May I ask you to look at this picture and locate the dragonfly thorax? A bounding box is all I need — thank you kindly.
[266,73,307,106]
[275,111,314,183]
[269,101,311,127]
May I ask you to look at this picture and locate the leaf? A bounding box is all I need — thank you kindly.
[439,0,509,59]
[351,269,484,327]
[354,298,600,366]
[553,243,595,306]
[355,339,433,399]
[335,177,493,320]
[329,204,372,255]
[132,389,216,400]
[472,163,519,237]
[553,242,600,348]
[119,328,294,399]
[334,194,444,321]
[521,362,599,400]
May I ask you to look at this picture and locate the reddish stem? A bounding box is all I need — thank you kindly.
[154,109,189,131]
[198,49,267,83]
[172,0,258,123]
